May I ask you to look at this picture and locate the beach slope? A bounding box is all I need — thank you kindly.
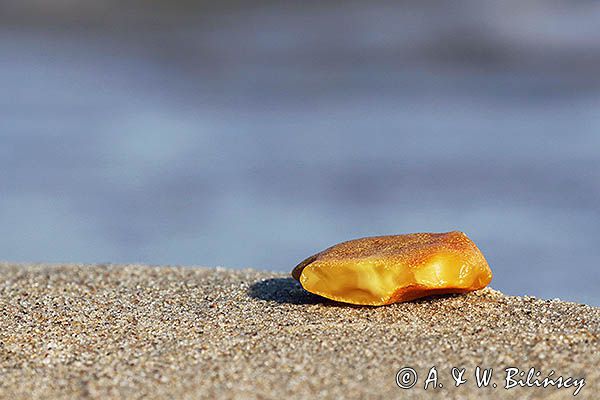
[0,263,598,399]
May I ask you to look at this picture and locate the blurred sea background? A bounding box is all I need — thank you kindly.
[2,1,600,305]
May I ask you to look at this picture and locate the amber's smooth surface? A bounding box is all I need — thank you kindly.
[292,231,493,306]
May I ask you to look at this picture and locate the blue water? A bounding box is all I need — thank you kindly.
[1,2,600,304]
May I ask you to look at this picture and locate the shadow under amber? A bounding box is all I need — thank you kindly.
[248,277,325,305]
[248,276,465,307]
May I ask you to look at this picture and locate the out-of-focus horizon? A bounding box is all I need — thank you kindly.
[2,1,600,304]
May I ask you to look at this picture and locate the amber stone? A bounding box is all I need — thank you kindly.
[292,231,493,306]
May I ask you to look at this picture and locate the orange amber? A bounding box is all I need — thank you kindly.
[292,231,492,306]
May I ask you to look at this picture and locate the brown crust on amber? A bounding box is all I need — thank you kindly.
[291,253,319,281]
[292,231,480,282]
[387,285,471,304]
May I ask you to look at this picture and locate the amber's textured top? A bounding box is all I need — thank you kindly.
[292,231,490,281]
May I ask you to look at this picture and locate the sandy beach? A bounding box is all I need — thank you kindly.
[0,263,598,399]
